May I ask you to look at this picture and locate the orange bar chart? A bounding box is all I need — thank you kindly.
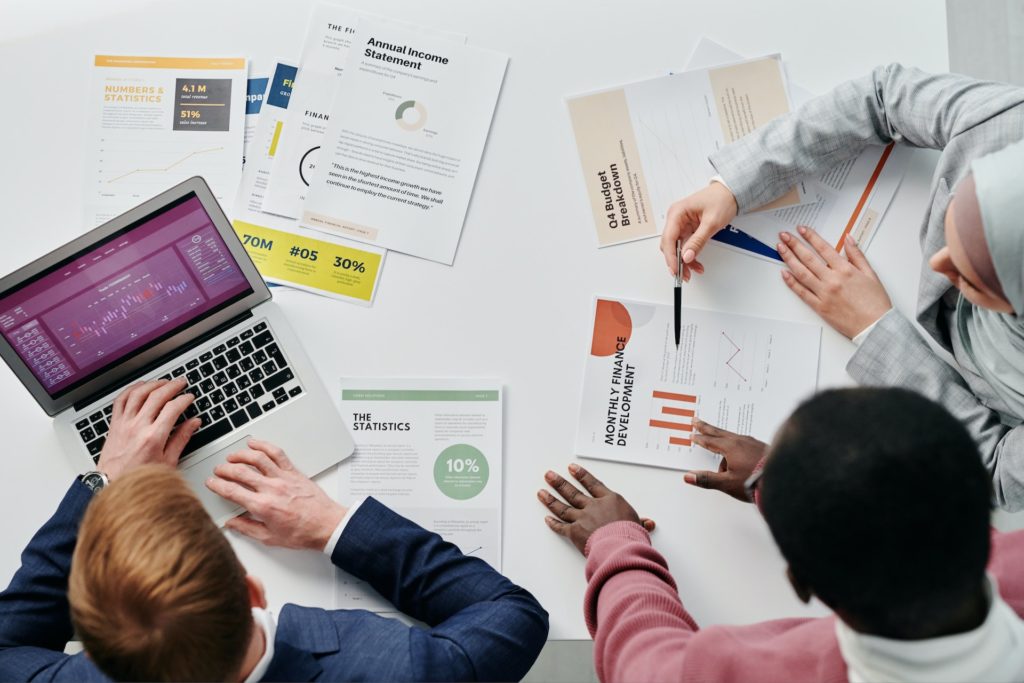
[650,390,697,447]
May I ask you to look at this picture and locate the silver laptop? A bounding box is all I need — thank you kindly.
[0,177,354,524]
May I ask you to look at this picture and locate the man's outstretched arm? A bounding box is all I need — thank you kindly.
[209,439,549,681]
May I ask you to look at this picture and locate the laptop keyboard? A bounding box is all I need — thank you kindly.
[76,320,304,464]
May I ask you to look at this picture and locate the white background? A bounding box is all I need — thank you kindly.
[0,0,949,639]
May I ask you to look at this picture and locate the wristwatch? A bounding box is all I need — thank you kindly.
[79,471,109,493]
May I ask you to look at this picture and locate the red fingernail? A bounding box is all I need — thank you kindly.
[684,473,697,484]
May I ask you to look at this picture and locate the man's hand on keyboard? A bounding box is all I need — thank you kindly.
[97,378,201,480]
[206,438,348,551]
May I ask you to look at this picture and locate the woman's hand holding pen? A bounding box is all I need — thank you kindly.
[660,182,738,280]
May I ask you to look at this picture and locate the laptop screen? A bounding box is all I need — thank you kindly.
[0,193,252,399]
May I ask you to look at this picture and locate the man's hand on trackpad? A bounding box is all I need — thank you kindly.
[205,438,348,551]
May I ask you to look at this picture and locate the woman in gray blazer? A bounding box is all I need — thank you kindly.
[661,64,1024,510]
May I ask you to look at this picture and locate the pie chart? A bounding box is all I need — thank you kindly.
[395,100,427,131]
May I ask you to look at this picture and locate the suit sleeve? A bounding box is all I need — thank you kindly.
[331,497,549,681]
[583,521,700,683]
[848,309,1024,511]
[0,480,93,678]
[710,63,1024,212]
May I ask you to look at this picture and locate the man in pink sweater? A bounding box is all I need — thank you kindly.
[539,388,1024,682]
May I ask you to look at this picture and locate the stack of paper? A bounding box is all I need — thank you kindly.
[564,38,910,261]
[235,3,508,302]
[84,3,510,306]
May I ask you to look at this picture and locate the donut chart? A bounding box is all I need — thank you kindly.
[395,100,427,131]
[298,146,319,186]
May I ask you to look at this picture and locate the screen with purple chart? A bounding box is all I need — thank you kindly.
[0,194,252,397]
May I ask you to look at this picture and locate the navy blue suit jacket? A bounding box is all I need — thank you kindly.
[0,481,548,681]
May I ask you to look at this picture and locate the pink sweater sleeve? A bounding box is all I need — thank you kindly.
[584,521,701,683]
[988,528,1024,615]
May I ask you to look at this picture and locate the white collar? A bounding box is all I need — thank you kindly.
[241,607,277,683]
[835,575,1024,683]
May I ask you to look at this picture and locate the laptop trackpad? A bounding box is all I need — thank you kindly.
[180,435,251,527]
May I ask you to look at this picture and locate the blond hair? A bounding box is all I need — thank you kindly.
[69,465,252,681]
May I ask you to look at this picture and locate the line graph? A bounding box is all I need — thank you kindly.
[42,250,206,365]
[720,332,749,382]
[713,329,775,391]
[68,279,192,342]
[638,118,701,190]
[105,146,224,184]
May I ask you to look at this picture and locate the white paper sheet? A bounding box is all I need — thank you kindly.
[234,62,297,216]
[575,297,820,471]
[243,72,269,169]
[84,54,247,228]
[684,38,911,255]
[565,55,808,247]
[335,379,503,612]
[301,18,508,264]
[260,4,466,221]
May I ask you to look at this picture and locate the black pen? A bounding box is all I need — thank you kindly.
[674,242,682,347]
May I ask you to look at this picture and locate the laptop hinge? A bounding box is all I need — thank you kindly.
[72,310,255,413]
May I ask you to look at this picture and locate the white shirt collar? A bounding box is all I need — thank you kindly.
[242,607,277,683]
[835,575,1024,683]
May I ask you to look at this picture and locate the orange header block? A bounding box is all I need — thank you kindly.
[94,55,245,70]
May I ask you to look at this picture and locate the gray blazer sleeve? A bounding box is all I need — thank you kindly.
[848,309,1024,510]
[709,63,1024,211]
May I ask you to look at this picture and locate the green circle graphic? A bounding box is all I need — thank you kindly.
[434,444,489,500]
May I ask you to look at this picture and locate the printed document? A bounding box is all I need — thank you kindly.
[232,59,386,305]
[335,379,502,611]
[576,297,820,471]
[84,55,247,227]
[566,56,804,247]
[235,62,298,215]
[243,72,269,167]
[260,4,465,220]
[231,215,385,305]
[301,18,508,264]
[686,38,911,258]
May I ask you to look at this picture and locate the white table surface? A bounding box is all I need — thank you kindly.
[0,0,949,639]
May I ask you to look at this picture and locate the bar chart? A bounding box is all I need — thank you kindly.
[649,390,697,448]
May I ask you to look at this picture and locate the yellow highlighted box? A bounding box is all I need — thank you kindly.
[268,121,284,157]
[233,220,383,303]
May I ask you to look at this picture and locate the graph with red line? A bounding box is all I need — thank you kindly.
[715,329,761,390]
[44,250,206,365]
[649,390,697,448]
[720,332,748,382]
[68,279,192,341]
